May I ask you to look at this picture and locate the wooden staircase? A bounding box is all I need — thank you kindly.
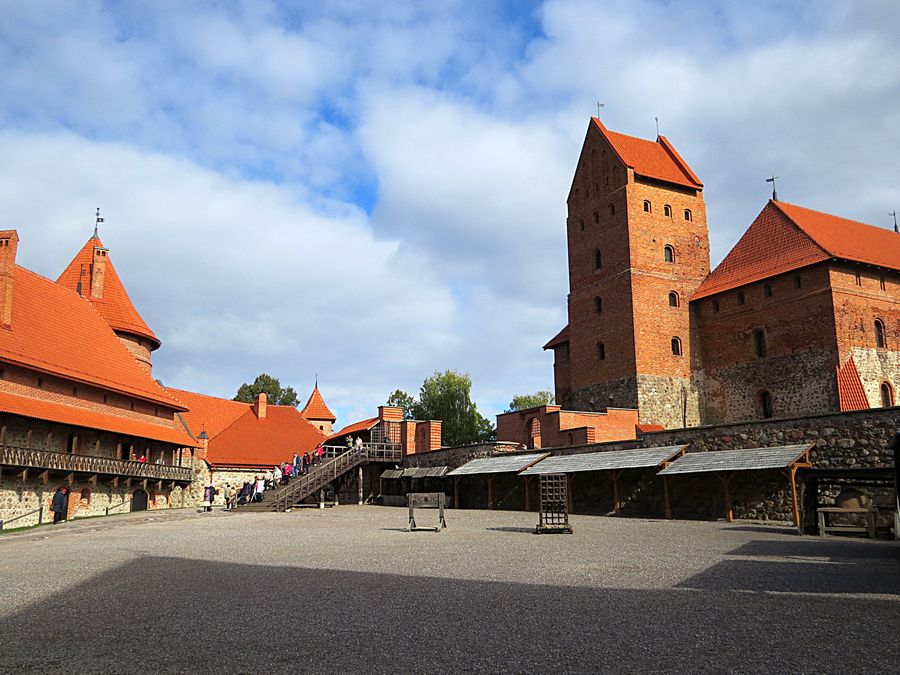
[238,443,402,512]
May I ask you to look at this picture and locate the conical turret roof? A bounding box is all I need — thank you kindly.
[300,385,336,422]
[56,235,160,349]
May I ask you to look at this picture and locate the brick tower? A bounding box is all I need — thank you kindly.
[546,118,710,427]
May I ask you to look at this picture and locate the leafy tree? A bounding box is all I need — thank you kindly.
[234,373,299,406]
[409,370,495,447]
[506,390,555,412]
[386,389,417,420]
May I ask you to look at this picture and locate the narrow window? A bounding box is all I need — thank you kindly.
[759,390,773,419]
[579,220,584,231]
[72,386,78,397]
[103,394,109,405]
[881,382,894,407]
[712,300,720,313]
[879,275,886,291]
[593,211,599,224]
[595,249,602,270]
[855,271,861,286]
[130,401,135,411]
[754,329,766,357]
[594,297,603,314]
[664,205,672,217]
[608,203,615,216]
[874,319,886,348]
[684,209,692,221]
[671,337,682,356]
[596,342,606,360]
[664,245,675,263]
[36,377,43,389]
[643,200,651,213]
[737,291,746,305]
[764,283,773,298]
[668,291,679,307]
[794,275,802,289]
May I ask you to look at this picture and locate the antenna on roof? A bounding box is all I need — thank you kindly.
[655,116,660,138]
[93,207,104,238]
[765,176,779,201]
[596,101,604,118]
[891,210,898,233]
[315,372,318,388]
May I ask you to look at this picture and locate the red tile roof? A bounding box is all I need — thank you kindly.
[694,201,900,299]
[1,266,185,409]
[836,357,870,412]
[300,385,336,422]
[167,388,249,439]
[56,236,160,349]
[0,390,196,446]
[543,325,569,350]
[636,423,665,433]
[325,417,378,443]
[206,405,326,469]
[592,118,702,189]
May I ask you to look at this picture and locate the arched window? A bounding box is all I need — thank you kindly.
[684,209,692,221]
[881,382,894,407]
[668,291,679,307]
[664,245,675,263]
[579,220,584,231]
[593,211,599,224]
[596,342,606,360]
[671,337,682,356]
[595,249,602,270]
[643,200,651,213]
[874,319,886,348]
[759,390,773,418]
[594,296,603,313]
[754,329,767,358]
[664,204,672,217]
[608,203,615,216]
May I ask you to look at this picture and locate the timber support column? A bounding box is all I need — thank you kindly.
[566,474,575,514]
[523,476,531,512]
[357,466,364,505]
[663,477,672,519]
[486,475,494,510]
[610,470,621,515]
[454,477,460,509]
[319,488,325,509]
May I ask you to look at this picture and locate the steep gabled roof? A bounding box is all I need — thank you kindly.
[167,388,249,439]
[543,325,569,350]
[56,236,160,349]
[592,118,703,189]
[693,200,900,300]
[206,405,325,469]
[836,357,870,412]
[325,417,378,443]
[300,385,336,422]
[0,266,184,409]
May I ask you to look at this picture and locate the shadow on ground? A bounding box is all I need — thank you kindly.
[2,550,899,673]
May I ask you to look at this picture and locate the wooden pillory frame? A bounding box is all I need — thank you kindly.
[407,492,447,532]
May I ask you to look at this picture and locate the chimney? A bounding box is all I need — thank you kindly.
[0,230,19,330]
[378,406,403,422]
[253,392,267,419]
[90,246,109,299]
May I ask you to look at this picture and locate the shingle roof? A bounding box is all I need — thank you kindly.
[543,325,569,350]
[836,357,870,412]
[56,236,160,349]
[300,385,336,422]
[520,446,685,475]
[592,118,702,189]
[0,390,196,446]
[693,200,900,299]
[1,266,184,409]
[205,405,326,469]
[658,445,811,475]
[167,388,250,439]
[325,417,378,442]
[446,453,548,476]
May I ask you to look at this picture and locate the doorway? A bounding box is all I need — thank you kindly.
[131,489,149,511]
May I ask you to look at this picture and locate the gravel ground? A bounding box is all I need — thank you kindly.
[1,506,898,674]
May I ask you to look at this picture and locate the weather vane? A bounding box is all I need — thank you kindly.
[765,176,779,201]
[890,210,898,233]
[596,101,604,117]
[94,207,104,238]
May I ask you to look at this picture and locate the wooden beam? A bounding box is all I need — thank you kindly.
[566,474,575,514]
[66,473,74,487]
[125,477,132,490]
[718,473,733,523]
[40,470,49,485]
[663,476,672,519]
[454,476,460,509]
[486,475,494,510]
[111,476,119,488]
[523,476,531,512]
[141,479,148,491]
[19,468,28,482]
[610,470,621,515]
[789,464,800,528]
[90,474,98,487]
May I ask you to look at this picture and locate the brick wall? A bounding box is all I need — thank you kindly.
[496,405,638,448]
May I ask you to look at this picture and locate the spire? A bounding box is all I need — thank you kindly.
[300,383,336,422]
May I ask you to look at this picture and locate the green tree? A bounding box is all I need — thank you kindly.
[233,373,299,406]
[410,370,495,447]
[506,390,555,412]
[386,389,417,420]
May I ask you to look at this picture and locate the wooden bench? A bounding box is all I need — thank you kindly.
[817,506,876,538]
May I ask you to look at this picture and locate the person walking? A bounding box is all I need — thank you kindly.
[223,484,232,511]
[203,483,216,512]
[51,487,66,524]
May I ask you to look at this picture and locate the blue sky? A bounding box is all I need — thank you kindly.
[2,0,898,427]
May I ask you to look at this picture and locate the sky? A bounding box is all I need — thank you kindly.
[2,0,899,428]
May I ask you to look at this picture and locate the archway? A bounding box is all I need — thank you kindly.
[131,489,149,512]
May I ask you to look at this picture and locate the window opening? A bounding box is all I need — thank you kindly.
[668,291,679,307]
[643,200,651,213]
[594,297,603,313]
[596,342,606,360]
[754,329,766,357]
[664,245,675,263]
[664,205,672,217]
[671,337,682,356]
[759,391,773,418]
[881,382,894,407]
[874,319,886,348]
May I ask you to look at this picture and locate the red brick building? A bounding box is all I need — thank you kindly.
[547,118,899,427]
[326,406,441,455]
[495,405,640,449]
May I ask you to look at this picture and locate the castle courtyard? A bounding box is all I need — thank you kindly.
[1,507,898,673]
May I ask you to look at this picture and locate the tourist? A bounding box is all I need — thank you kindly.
[223,484,232,511]
[202,483,216,512]
[273,465,282,485]
[138,453,147,463]
[254,476,265,501]
[51,487,66,524]
[354,436,363,451]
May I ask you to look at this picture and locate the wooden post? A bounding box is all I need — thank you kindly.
[610,470,621,515]
[788,464,800,528]
[566,474,575,513]
[66,473,74,487]
[719,474,733,523]
[40,470,49,485]
[319,488,325,509]
[663,476,672,519]
[357,466,363,505]
[523,476,531,512]
[486,475,494,510]
[454,476,460,509]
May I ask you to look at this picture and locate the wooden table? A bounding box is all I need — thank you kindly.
[817,506,876,538]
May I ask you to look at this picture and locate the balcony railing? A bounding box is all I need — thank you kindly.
[0,445,193,483]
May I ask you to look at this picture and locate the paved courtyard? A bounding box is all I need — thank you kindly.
[1,506,898,673]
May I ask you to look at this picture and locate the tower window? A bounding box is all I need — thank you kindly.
[594,297,603,313]
[596,342,606,360]
[671,337,682,356]
[764,283,773,298]
[759,390,773,419]
[794,275,802,289]
[668,291,679,307]
[664,245,675,263]
[880,275,886,291]
[608,203,615,216]
[684,209,692,221]
[72,386,78,397]
[579,220,584,231]
[595,249,602,270]
[874,319,886,348]
[712,300,720,313]
[643,200,651,213]
[855,271,862,286]
[593,211,599,224]
[754,329,767,358]
[664,205,672,217]
[37,377,43,389]
[737,291,745,305]
[881,382,894,407]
